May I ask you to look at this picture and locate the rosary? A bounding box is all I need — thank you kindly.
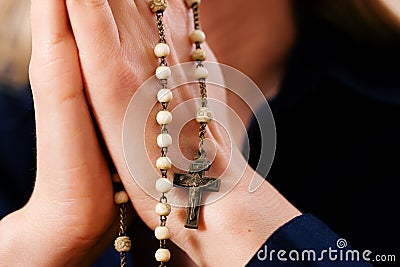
[112,0,219,265]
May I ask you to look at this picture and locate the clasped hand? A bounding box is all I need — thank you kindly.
[0,1,299,266]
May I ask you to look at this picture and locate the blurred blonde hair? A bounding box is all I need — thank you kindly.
[0,0,31,88]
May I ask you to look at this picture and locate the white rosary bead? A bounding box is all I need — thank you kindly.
[156,156,172,170]
[157,133,172,148]
[157,88,173,103]
[196,107,213,123]
[154,43,170,58]
[114,191,129,204]
[190,29,206,43]
[156,66,171,80]
[155,202,171,216]
[185,0,201,8]
[155,248,171,262]
[155,177,173,193]
[156,110,172,125]
[194,66,208,80]
[155,226,170,240]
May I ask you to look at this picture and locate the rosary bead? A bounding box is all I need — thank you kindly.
[157,88,173,103]
[155,202,171,216]
[192,49,206,61]
[114,191,129,204]
[156,156,172,170]
[155,248,171,262]
[185,0,201,8]
[156,66,171,80]
[156,110,172,125]
[194,66,208,80]
[112,173,121,183]
[196,107,212,123]
[114,236,131,252]
[155,177,173,193]
[190,29,206,43]
[157,133,172,148]
[154,43,170,58]
[155,226,170,240]
[150,0,167,13]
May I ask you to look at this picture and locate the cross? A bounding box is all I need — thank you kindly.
[174,150,220,229]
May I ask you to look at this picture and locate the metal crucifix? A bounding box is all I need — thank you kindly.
[173,149,220,229]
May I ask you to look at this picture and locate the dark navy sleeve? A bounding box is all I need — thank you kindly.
[247,214,373,266]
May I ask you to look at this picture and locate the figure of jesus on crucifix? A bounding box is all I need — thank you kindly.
[174,149,220,229]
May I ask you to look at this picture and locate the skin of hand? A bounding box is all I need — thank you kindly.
[0,0,301,266]
[0,1,123,266]
[62,0,300,266]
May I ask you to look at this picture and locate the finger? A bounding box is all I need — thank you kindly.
[66,0,140,120]
[30,0,80,96]
[108,0,140,38]
[30,0,111,202]
[30,0,72,53]
[30,0,84,174]
[66,0,122,78]
[131,0,152,17]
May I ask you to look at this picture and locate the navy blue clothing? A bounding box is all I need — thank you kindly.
[0,84,35,218]
[248,214,373,266]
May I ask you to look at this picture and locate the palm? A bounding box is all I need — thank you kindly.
[16,1,301,266]
[30,57,116,242]
[66,0,221,229]
[23,0,218,263]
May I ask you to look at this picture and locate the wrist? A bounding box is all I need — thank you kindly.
[0,206,102,266]
[0,208,61,266]
[175,165,301,266]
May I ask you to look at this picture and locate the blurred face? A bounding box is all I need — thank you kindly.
[201,0,296,93]
[381,0,400,23]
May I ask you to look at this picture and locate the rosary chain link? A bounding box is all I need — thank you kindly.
[192,3,200,30]
[119,204,127,235]
[199,80,207,99]
[161,102,168,110]
[160,78,168,88]
[199,122,207,140]
[156,12,166,43]
[118,203,128,267]
[119,252,127,267]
